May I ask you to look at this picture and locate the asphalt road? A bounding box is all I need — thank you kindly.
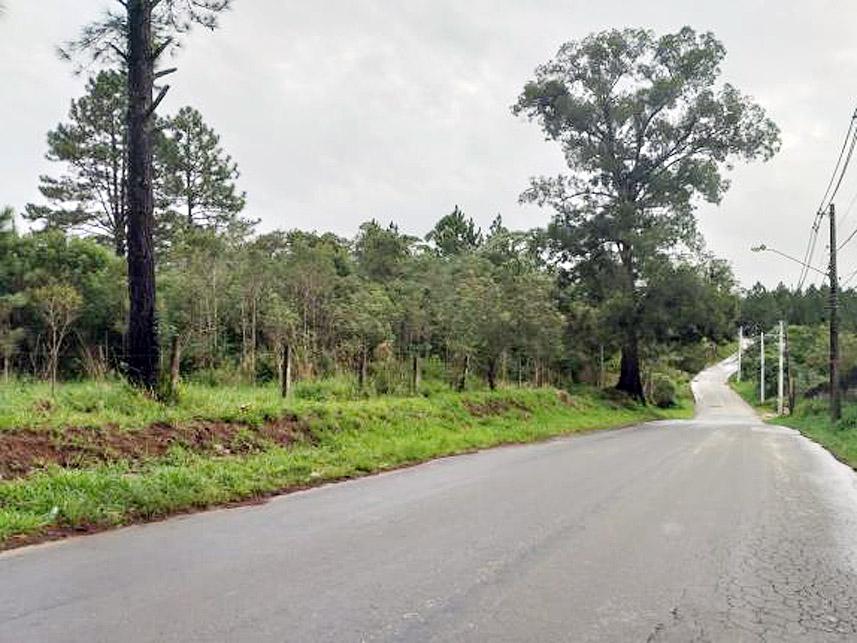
[3,357,857,642]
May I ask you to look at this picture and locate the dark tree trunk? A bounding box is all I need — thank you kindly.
[125,0,159,390]
[457,354,470,392]
[357,345,367,391]
[485,358,497,391]
[615,241,644,401]
[411,353,420,394]
[187,165,194,226]
[111,121,127,257]
[617,334,645,401]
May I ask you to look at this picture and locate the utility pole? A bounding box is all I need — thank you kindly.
[786,324,795,413]
[760,329,765,404]
[829,203,841,421]
[737,326,743,382]
[778,320,784,416]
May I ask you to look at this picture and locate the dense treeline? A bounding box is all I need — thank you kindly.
[739,282,857,334]
[1,201,738,396]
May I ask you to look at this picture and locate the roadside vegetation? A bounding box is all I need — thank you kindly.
[732,379,857,470]
[732,286,857,471]
[0,381,693,548]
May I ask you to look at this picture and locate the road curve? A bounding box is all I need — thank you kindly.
[3,357,857,642]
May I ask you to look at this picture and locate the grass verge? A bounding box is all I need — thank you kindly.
[0,382,692,549]
[731,379,857,470]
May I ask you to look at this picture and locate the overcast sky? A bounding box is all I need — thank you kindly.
[2,1,857,289]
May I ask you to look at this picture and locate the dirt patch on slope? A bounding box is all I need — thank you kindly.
[556,390,578,407]
[0,415,311,480]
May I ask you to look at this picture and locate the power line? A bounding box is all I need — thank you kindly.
[797,108,857,290]
[828,118,857,205]
[796,217,822,290]
[837,188,857,253]
[839,224,857,253]
[840,266,857,289]
[837,187,857,230]
[817,110,857,213]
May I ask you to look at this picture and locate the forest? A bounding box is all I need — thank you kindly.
[1,194,741,401]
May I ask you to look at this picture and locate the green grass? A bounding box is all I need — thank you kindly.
[0,381,693,547]
[1,380,309,430]
[713,341,739,363]
[775,402,857,470]
[731,378,857,470]
[730,379,777,414]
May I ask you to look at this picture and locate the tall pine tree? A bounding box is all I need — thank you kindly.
[25,71,129,256]
[61,0,231,389]
[159,106,246,234]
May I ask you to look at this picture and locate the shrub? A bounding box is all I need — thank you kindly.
[291,378,357,401]
[598,387,638,409]
[370,363,402,395]
[675,345,707,376]
[651,376,677,408]
[836,405,857,430]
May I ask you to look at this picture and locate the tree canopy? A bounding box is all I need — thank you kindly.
[513,26,780,399]
[158,106,247,233]
[25,71,129,255]
[426,206,482,257]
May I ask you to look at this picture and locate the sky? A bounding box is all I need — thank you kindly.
[2,0,857,289]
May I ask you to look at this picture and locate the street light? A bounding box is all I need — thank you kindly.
[750,244,827,278]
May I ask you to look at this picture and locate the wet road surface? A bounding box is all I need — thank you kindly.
[3,356,857,641]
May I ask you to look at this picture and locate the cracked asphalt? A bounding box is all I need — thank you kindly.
[3,356,857,642]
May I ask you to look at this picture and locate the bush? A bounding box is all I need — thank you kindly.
[370,362,403,395]
[291,377,357,401]
[188,363,244,387]
[419,380,450,398]
[598,387,639,409]
[651,377,677,408]
[675,344,707,376]
[836,405,857,430]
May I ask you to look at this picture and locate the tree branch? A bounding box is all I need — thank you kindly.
[152,37,174,60]
[109,43,128,61]
[155,67,178,79]
[146,85,170,120]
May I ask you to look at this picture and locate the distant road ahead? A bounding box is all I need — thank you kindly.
[3,357,857,641]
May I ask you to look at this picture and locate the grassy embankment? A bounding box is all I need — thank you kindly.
[731,379,857,470]
[0,380,693,548]
[713,340,739,363]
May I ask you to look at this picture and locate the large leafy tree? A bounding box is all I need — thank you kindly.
[159,106,246,233]
[62,0,231,389]
[25,72,129,255]
[513,27,779,400]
